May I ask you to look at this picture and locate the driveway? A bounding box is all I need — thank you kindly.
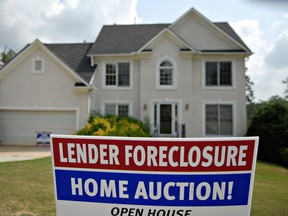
[0,145,51,163]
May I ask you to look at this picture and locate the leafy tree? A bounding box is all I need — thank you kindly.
[1,47,16,64]
[283,77,288,100]
[246,97,288,167]
[245,75,255,104]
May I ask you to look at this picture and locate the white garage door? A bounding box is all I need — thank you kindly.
[0,110,76,145]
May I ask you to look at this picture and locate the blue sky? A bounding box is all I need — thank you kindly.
[0,0,287,101]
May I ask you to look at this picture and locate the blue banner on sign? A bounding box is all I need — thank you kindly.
[55,170,251,206]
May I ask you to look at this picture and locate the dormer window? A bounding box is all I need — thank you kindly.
[32,57,44,73]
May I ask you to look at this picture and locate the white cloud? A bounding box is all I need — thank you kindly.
[231,17,287,101]
[265,31,288,69]
[0,0,139,52]
[265,13,288,70]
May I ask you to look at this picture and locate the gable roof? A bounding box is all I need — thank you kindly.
[89,8,251,56]
[0,39,95,85]
[44,43,95,83]
[88,24,170,55]
[138,28,198,53]
[169,7,251,54]
[0,40,95,85]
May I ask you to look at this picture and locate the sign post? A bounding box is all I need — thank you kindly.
[51,135,258,216]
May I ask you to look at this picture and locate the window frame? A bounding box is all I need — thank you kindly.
[202,102,235,136]
[101,101,133,117]
[202,59,235,89]
[156,57,177,90]
[32,57,44,74]
[103,61,132,89]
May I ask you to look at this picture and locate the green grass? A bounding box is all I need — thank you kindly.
[0,157,55,216]
[251,161,288,216]
[0,158,287,216]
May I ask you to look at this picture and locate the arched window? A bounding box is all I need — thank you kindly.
[159,60,173,86]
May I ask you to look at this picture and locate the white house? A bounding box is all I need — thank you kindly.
[0,8,252,145]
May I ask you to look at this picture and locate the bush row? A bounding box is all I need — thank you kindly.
[247,98,288,167]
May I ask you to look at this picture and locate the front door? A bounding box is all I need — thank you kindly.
[160,104,172,134]
[153,103,178,137]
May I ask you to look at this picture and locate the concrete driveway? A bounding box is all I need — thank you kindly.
[0,145,51,163]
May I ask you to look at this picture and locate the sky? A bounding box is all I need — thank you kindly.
[0,0,287,101]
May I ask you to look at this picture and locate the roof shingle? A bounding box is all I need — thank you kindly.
[88,22,250,55]
[88,24,170,55]
[45,43,95,83]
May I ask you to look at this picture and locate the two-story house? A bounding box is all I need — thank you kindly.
[88,8,251,137]
[0,8,251,145]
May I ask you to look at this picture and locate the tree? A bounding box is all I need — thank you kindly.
[245,75,255,103]
[1,47,16,64]
[283,77,288,100]
[246,97,288,167]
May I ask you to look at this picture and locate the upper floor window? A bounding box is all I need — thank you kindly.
[159,60,173,86]
[105,62,130,87]
[205,61,232,86]
[32,57,44,73]
[156,58,176,89]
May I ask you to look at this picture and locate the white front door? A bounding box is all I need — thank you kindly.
[153,103,178,137]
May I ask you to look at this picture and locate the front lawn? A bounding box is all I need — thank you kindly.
[0,158,287,216]
[0,157,55,216]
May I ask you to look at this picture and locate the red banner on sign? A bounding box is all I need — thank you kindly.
[52,137,255,172]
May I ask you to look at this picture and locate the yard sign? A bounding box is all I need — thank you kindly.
[51,135,258,216]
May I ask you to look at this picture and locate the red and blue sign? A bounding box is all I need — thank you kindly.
[51,135,258,216]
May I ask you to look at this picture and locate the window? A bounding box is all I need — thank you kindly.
[104,104,129,117]
[32,57,44,73]
[205,104,233,135]
[106,64,116,85]
[159,60,173,86]
[156,58,176,89]
[35,60,42,71]
[205,61,232,86]
[105,62,130,87]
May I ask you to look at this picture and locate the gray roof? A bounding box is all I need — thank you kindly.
[2,19,249,83]
[88,22,250,55]
[214,22,251,52]
[45,43,95,83]
[88,24,170,55]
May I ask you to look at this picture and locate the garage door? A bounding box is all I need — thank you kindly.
[0,110,76,145]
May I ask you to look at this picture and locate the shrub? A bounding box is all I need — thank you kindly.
[246,98,288,167]
[77,115,151,137]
